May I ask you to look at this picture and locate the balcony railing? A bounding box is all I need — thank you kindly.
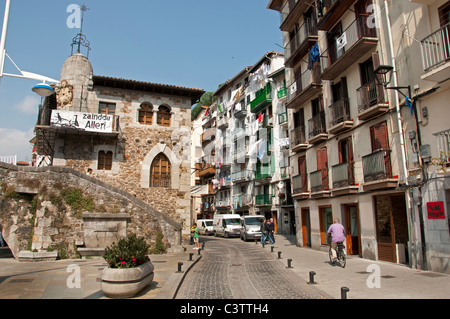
[434,129,450,166]
[310,169,329,193]
[357,80,386,114]
[291,125,307,148]
[287,63,322,106]
[216,197,231,208]
[202,127,215,144]
[308,111,326,139]
[421,23,450,72]
[278,111,288,125]
[284,18,318,64]
[250,83,272,113]
[320,17,378,80]
[280,0,300,26]
[277,87,287,99]
[255,194,272,206]
[280,166,291,179]
[329,98,351,128]
[362,149,392,182]
[232,169,251,182]
[233,193,253,207]
[292,174,307,194]
[256,164,271,180]
[332,162,355,188]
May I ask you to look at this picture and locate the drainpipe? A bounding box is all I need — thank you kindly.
[383,0,409,186]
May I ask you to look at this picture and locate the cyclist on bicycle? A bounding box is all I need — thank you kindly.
[327,218,346,263]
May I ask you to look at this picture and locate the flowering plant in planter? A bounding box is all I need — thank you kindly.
[103,234,150,269]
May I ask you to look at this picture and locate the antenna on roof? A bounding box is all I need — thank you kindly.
[71,4,91,57]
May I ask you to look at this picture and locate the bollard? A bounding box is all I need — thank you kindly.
[341,287,350,299]
[202,242,205,250]
[188,253,193,261]
[197,248,201,255]
[287,259,293,268]
[177,262,183,273]
[277,251,282,259]
[271,246,274,252]
[308,271,317,285]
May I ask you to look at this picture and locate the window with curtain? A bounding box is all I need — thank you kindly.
[139,102,154,125]
[157,105,171,127]
[98,151,113,170]
[151,153,171,187]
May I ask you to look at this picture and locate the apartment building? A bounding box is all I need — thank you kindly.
[267,0,450,273]
[192,52,297,234]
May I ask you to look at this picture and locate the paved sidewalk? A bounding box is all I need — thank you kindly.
[254,234,450,299]
[0,246,201,299]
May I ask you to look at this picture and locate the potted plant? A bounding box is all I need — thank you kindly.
[101,234,154,298]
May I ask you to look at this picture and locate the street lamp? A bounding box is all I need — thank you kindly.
[374,64,412,101]
[0,0,59,96]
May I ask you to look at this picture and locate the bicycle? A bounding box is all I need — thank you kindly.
[329,241,346,268]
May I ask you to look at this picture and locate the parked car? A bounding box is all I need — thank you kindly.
[240,215,264,241]
[197,219,214,235]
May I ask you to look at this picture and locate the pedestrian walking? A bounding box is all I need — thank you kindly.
[268,218,275,244]
[260,219,273,247]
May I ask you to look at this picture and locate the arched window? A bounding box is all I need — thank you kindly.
[157,105,171,127]
[151,153,171,187]
[138,102,154,125]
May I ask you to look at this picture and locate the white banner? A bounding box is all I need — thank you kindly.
[50,110,114,133]
[336,32,347,52]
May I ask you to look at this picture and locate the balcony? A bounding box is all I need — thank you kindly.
[284,19,319,67]
[255,194,272,206]
[280,166,291,180]
[291,125,308,152]
[255,163,272,182]
[278,111,288,127]
[198,156,216,178]
[420,23,450,82]
[233,193,253,208]
[287,63,322,110]
[277,86,287,101]
[232,169,251,183]
[357,80,389,121]
[280,0,315,32]
[362,149,398,191]
[251,83,272,114]
[291,174,309,200]
[201,127,215,145]
[308,111,328,144]
[331,162,358,196]
[310,169,331,198]
[216,197,231,208]
[217,115,228,129]
[328,98,353,135]
[316,0,356,31]
[321,17,378,81]
[235,145,249,163]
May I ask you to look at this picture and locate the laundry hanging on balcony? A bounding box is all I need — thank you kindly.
[308,43,321,70]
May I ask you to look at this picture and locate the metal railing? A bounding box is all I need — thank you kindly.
[329,98,351,128]
[278,111,288,125]
[284,18,318,61]
[421,23,450,72]
[310,169,329,192]
[292,174,307,194]
[0,155,17,165]
[433,129,450,166]
[357,79,386,113]
[232,169,251,182]
[308,111,326,139]
[332,162,355,188]
[321,17,377,70]
[291,125,307,147]
[255,194,272,206]
[286,63,322,104]
[362,149,392,182]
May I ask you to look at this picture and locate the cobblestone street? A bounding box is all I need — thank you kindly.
[175,236,327,299]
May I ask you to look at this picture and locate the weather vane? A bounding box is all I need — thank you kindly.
[71,4,91,57]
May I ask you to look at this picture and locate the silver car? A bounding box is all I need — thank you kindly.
[240,215,265,242]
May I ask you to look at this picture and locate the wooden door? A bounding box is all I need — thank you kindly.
[370,121,391,178]
[345,204,361,256]
[301,208,311,247]
[298,155,307,193]
[375,195,396,263]
[317,147,329,190]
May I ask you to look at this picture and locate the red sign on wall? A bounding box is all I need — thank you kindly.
[427,201,445,219]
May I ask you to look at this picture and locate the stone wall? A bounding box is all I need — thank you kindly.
[0,163,182,259]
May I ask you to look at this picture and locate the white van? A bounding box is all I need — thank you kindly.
[240,215,265,241]
[213,214,241,238]
[197,219,214,235]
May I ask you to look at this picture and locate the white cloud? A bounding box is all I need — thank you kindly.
[0,128,35,162]
[14,95,41,114]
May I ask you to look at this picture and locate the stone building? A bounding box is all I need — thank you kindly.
[33,52,204,244]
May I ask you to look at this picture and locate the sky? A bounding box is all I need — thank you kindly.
[0,0,283,162]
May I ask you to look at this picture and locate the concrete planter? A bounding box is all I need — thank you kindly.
[101,261,154,298]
